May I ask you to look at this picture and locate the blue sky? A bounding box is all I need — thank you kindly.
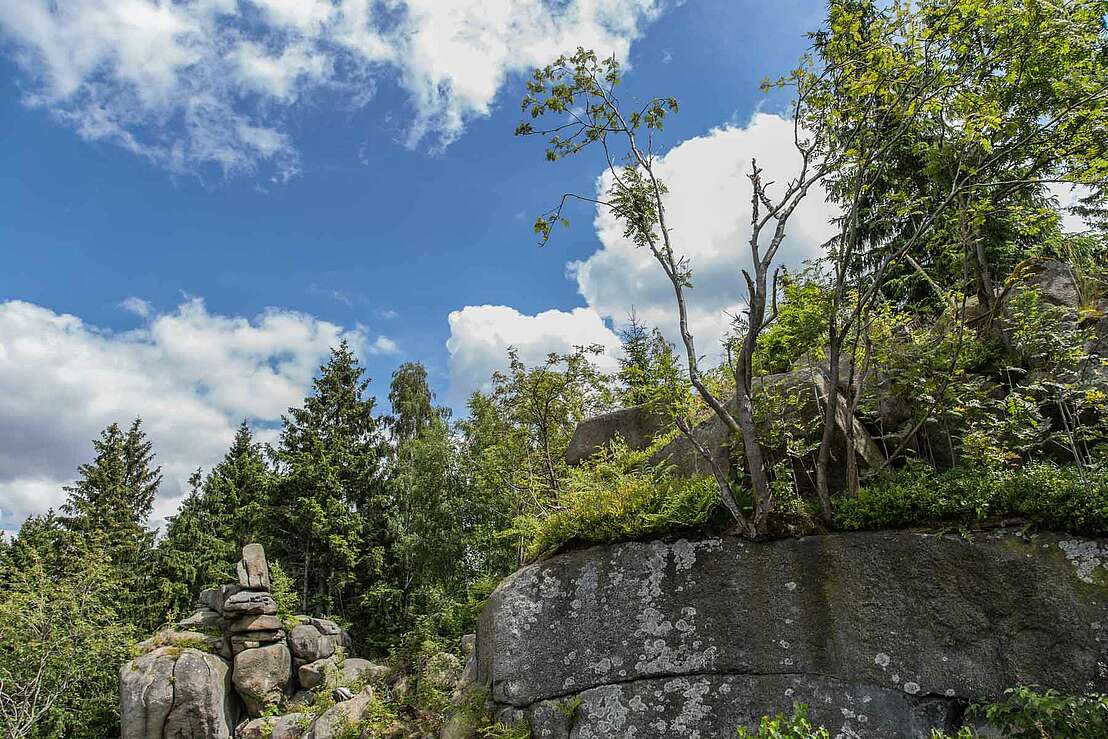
[0,0,829,530]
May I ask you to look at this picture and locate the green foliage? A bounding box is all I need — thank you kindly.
[460,345,616,570]
[157,421,271,621]
[269,560,299,623]
[834,459,1108,536]
[973,685,1108,738]
[737,704,830,738]
[0,539,134,738]
[268,341,398,650]
[754,278,830,375]
[516,440,721,560]
[60,418,162,631]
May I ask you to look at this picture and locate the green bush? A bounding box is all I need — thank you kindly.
[515,442,721,560]
[737,704,830,738]
[972,685,1108,738]
[834,460,1108,536]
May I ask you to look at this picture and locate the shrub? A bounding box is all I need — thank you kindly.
[834,460,1108,536]
[515,441,721,560]
[737,704,830,738]
[972,685,1108,738]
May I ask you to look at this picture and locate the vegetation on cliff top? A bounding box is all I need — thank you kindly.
[4,0,1108,736]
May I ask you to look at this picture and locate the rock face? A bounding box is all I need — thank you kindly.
[122,544,361,735]
[120,647,237,739]
[233,641,292,716]
[237,543,272,591]
[565,405,666,466]
[477,530,1108,738]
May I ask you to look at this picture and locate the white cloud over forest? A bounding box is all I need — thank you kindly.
[0,298,382,532]
[446,113,838,399]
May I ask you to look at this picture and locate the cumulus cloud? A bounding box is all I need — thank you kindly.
[444,114,837,401]
[1047,182,1095,233]
[572,113,837,357]
[0,0,665,178]
[0,298,369,533]
[444,305,621,407]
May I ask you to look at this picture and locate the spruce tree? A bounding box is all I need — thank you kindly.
[270,341,395,645]
[157,422,272,619]
[60,419,161,629]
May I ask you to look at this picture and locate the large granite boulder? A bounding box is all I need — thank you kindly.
[304,690,374,739]
[289,623,336,664]
[477,530,1108,737]
[233,642,291,716]
[120,647,238,739]
[565,404,667,466]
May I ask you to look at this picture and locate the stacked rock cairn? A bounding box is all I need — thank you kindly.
[122,544,384,739]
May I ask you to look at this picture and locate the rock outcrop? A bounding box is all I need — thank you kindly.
[120,647,237,739]
[121,544,375,739]
[476,529,1108,737]
[565,405,666,466]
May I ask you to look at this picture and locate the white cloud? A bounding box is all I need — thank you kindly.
[445,305,621,407]
[0,0,665,178]
[444,114,836,402]
[572,113,837,358]
[0,298,368,533]
[1047,182,1094,233]
[121,296,153,317]
[368,335,399,355]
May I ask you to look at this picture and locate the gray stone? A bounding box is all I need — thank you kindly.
[477,530,1108,737]
[200,584,242,615]
[1008,258,1082,309]
[237,543,272,591]
[270,713,308,739]
[133,629,229,660]
[565,404,666,466]
[298,657,338,690]
[236,717,270,739]
[231,631,285,655]
[177,607,225,631]
[233,642,291,716]
[229,614,284,634]
[309,617,342,636]
[222,590,278,616]
[340,657,389,685]
[289,624,335,663]
[459,633,476,658]
[305,690,371,739]
[120,647,237,739]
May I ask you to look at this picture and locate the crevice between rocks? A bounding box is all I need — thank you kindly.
[492,667,966,714]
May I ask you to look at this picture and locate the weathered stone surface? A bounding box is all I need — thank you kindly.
[477,530,1108,737]
[298,657,338,689]
[229,614,283,633]
[565,404,666,466]
[289,624,335,663]
[237,543,272,591]
[134,629,229,660]
[339,657,389,685]
[309,617,342,636]
[200,584,242,615]
[222,590,278,616]
[304,690,372,739]
[177,607,225,631]
[233,642,291,716]
[270,713,308,739]
[231,631,285,655]
[120,647,237,739]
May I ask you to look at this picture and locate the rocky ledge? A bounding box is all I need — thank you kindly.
[476,529,1108,738]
